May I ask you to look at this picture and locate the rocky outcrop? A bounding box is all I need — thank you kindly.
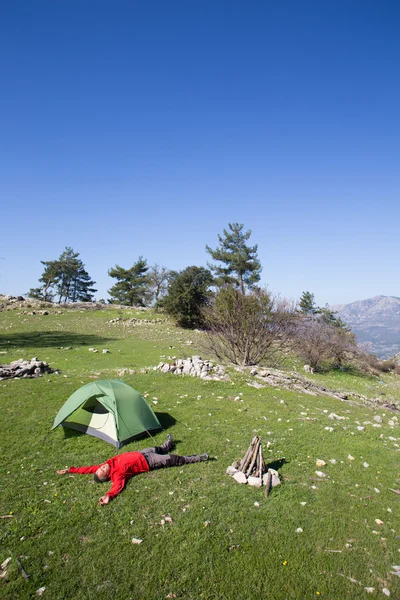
[154,356,228,381]
[108,317,165,325]
[246,366,399,411]
[0,358,55,379]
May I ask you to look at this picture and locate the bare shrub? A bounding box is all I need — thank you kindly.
[294,313,359,371]
[294,319,333,371]
[202,287,298,366]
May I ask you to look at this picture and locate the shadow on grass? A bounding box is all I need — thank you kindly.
[0,330,114,349]
[264,458,287,472]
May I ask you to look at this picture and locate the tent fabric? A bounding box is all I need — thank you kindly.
[52,379,162,448]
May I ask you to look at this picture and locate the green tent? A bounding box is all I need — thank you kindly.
[52,380,162,448]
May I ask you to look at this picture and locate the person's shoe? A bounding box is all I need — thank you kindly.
[199,453,209,462]
[161,434,174,452]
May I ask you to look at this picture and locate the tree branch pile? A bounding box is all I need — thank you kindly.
[226,435,281,494]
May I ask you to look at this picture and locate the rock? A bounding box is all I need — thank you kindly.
[316,459,326,467]
[373,415,382,423]
[233,471,247,484]
[0,358,54,380]
[247,476,262,487]
[0,557,12,580]
[102,349,110,354]
[269,469,281,487]
[315,471,326,478]
[154,356,228,381]
[329,413,345,420]
[226,466,238,475]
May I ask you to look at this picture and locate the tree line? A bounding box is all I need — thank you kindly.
[28,223,367,372]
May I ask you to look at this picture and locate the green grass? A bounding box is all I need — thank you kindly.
[1,308,399,599]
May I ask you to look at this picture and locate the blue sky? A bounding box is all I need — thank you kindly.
[1,1,399,306]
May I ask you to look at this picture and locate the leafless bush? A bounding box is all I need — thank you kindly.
[294,317,358,371]
[202,287,299,366]
[349,351,400,376]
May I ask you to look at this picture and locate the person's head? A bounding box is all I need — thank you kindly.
[94,463,110,483]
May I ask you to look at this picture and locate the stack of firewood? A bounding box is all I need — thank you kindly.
[239,434,264,479]
[226,434,281,495]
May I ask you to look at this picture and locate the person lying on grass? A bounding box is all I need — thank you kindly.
[56,435,209,505]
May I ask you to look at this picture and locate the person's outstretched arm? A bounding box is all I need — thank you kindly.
[98,475,126,506]
[56,465,101,475]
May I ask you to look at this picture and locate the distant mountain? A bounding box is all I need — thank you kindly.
[331,295,400,359]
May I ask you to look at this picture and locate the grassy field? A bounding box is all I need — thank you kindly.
[1,307,399,599]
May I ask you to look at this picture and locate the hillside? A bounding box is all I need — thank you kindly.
[0,305,399,599]
[332,295,400,358]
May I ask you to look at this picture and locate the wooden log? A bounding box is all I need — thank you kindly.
[246,438,260,477]
[264,470,272,497]
[240,435,258,473]
[259,444,263,485]
[245,439,259,476]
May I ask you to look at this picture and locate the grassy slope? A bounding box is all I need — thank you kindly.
[0,308,399,600]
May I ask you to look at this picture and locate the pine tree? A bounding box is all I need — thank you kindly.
[29,248,96,303]
[299,291,317,315]
[206,223,262,294]
[318,305,350,331]
[108,256,150,306]
[55,248,96,303]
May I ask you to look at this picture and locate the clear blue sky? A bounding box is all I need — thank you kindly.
[1,1,399,306]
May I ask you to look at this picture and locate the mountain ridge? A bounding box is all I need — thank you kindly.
[331,295,400,358]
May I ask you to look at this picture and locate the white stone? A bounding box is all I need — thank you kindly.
[247,476,262,487]
[233,471,247,484]
[269,469,281,486]
[295,527,303,533]
[373,415,382,423]
[226,466,238,476]
[131,537,143,544]
[375,519,384,525]
[316,459,326,467]
[363,462,369,468]
[348,455,355,461]
[364,588,375,593]
[357,426,365,431]
[382,588,390,597]
[315,471,326,477]
[330,459,337,465]
[329,413,345,420]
